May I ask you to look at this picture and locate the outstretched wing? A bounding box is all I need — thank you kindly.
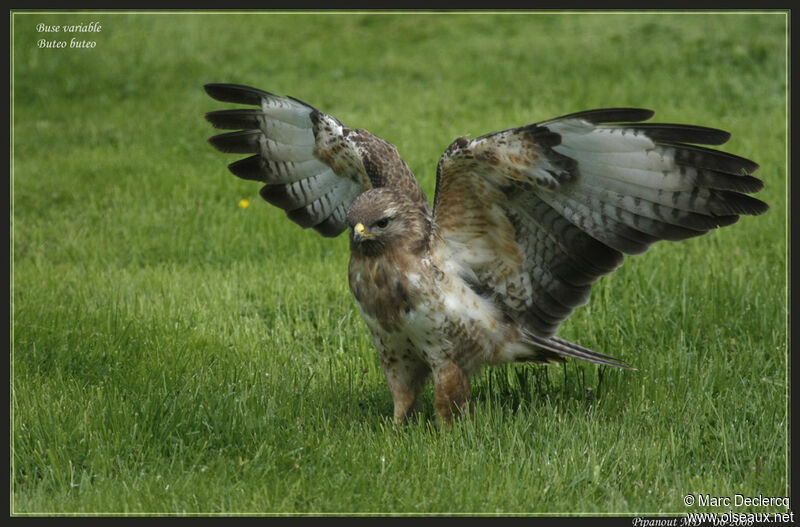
[432,108,767,340]
[205,83,425,237]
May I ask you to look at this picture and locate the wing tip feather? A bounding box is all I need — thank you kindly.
[204,83,274,105]
[545,107,655,125]
[226,155,263,181]
[208,130,259,154]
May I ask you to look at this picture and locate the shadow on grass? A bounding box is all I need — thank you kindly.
[321,360,619,427]
[472,361,613,415]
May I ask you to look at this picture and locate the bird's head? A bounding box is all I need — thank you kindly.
[347,188,430,257]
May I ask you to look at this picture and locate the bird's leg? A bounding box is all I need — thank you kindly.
[380,356,429,424]
[433,362,471,424]
[390,385,419,424]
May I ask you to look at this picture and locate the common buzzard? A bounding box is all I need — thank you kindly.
[204,84,767,423]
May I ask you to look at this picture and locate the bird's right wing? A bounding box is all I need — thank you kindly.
[205,83,424,237]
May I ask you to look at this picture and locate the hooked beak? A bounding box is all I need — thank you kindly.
[352,222,376,244]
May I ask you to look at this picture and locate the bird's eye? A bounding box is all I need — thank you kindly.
[375,218,390,228]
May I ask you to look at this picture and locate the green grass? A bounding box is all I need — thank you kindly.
[12,11,788,515]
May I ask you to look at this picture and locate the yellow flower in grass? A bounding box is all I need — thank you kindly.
[238,199,250,209]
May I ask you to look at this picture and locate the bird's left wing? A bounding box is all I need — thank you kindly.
[431,108,767,342]
[205,84,422,237]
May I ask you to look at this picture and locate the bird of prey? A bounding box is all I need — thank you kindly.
[204,83,767,423]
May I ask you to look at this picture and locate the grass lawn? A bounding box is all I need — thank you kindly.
[11,11,788,515]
